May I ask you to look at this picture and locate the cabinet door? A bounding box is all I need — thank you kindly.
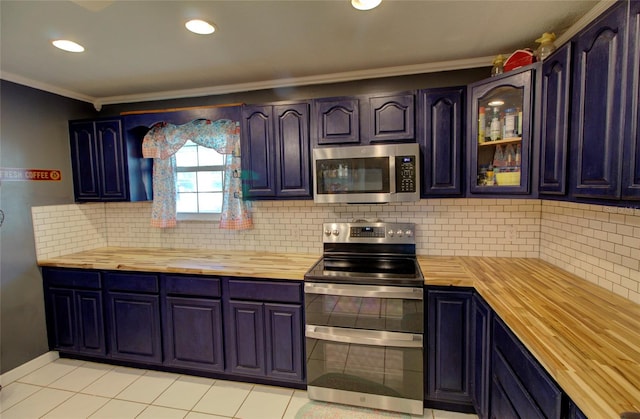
[76,290,106,356]
[363,92,415,143]
[539,43,572,195]
[471,293,491,419]
[570,2,627,199]
[426,288,472,405]
[469,68,535,195]
[313,97,360,146]
[274,103,311,198]
[623,0,640,200]
[69,121,100,200]
[163,296,224,372]
[241,105,276,197]
[227,300,265,377]
[419,87,464,196]
[492,317,562,418]
[46,288,77,351]
[106,292,162,363]
[264,303,303,382]
[95,120,127,201]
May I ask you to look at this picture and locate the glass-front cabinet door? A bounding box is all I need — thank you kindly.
[468,67,536,194]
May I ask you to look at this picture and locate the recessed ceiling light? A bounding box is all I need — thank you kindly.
[52,39,85,53]
[351,0,382,11]
[488,100,505,107]
[185,19,215,35]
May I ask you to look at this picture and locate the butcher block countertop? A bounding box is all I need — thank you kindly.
[37,247,320,280]
[39,248,639,418]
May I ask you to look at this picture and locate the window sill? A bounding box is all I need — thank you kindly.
[177,213,221,222]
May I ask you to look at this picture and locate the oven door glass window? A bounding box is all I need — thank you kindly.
[316,157,390,195]
[306,332,423,401]
[304,284,423,334]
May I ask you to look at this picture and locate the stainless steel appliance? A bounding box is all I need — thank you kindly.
[312,143,420,204]
[304,221,424,415]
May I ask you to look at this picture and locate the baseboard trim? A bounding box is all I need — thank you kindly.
[0,351,59,387]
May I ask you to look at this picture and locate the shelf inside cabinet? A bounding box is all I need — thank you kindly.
[479,137,521,147]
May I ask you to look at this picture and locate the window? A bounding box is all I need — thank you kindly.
[175,140,225,215]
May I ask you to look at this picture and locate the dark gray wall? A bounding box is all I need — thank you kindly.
[0,80,96,373]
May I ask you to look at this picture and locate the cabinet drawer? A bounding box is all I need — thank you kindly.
[104,272,159,293]
[493,318,562,418]
[227,279,302,303]
[492,348,545,419]
[43,268,101,289]
[163,275,221,298]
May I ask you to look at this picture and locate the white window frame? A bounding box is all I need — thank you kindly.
[175,141,225,221]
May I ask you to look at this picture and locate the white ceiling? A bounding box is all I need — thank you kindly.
[0,0,609,108]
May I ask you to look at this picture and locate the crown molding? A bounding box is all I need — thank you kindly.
[0,71,96,105]
[555,0,617,46]
[96,56,494,107]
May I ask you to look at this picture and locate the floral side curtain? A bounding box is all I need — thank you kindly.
[142,118,252,230]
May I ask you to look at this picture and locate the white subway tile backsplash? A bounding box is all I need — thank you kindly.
[31,198,639,303]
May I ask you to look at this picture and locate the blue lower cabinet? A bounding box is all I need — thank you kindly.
[224,278,305,384]
[265,303,303,381]
[104,272,162,364]
[161,274,224,372]
[491,316,562,418]
[471,293,492,419]
[42,268,106,357]
[426,287,474,410]
[227,300,266,377]
[163,296,224,372]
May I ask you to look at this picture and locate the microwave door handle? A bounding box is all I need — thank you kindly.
[389,155,396,193]
[306,325,423,348]
[304,282,423,300]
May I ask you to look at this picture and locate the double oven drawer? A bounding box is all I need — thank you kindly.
[304,282,424,415]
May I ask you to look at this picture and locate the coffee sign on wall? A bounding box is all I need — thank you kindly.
[0,168,62,181]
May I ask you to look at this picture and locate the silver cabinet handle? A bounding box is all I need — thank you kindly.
[304,282,423,300]
[306,325,423,348]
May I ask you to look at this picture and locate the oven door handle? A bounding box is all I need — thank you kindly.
[306,325,423,348]
[304,282,423,300]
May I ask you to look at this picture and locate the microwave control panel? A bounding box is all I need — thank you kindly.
[396,156,417,192]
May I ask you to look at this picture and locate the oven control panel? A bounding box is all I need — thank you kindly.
[323,222,415,244]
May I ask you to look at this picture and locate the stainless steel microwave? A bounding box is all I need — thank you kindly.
[312,143,420,204]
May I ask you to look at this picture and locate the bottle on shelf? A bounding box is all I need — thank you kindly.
[504,108,517,138]
[534,32,557,61]
[490,107,501,141]
[491,54,505,77]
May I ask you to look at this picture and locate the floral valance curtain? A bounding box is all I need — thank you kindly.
[142,118,252,230]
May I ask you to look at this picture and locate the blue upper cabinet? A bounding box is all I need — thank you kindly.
[242,105,276,198]
[241,102,311,199]
[468,65,538,195]
[419,87,465,197]
[539,43,572,196]
[312,97,360,146]
[569,1,627,200]
[312,92,416,147]
[362,91,415,143]
[69,118,152,202]
[623,0,640,200]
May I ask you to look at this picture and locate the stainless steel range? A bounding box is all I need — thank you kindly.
[304,221,424,415]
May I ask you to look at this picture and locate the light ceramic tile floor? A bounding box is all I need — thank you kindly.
[0,358,479,419]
